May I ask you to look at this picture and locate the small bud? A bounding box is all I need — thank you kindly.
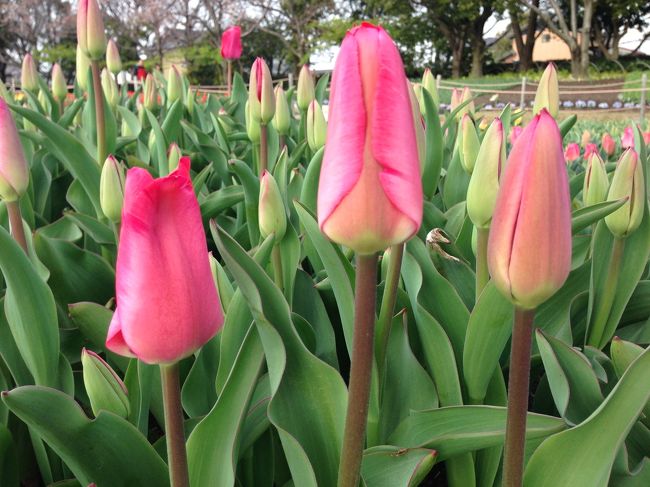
[533,63,559,118]
[297,64,315,111]
[412,83,425,115]
[100,155,125,223]
[249,58,275,124]
[51,64,68,102]
[76,45,91,92]
[581,130,591,148]
[564,143,580,163]
[421,68,439,107]
[81,348,129,418]
[21,54,39,93]
[168,143,182,173]
[601,133,616,156]
[106,39,122,75]
[407,81,426,168]
[584,143,598,159]
[450,88,462,113]
[77,0,107,61]
[167,65,182,105]
[272,85,291,135]
[621,127,634,149]
[458,114,480,174]
[100,68,118,108]
[245,101,260,143]
[307,100,327,151]
[467,117,506,228]
[258,170,287,242]
[143,74,158,111]
[0,99,30,201]
[458,87,475,119]
[605,148,644,238]
[582,152,608,207]
[38,90,49,112]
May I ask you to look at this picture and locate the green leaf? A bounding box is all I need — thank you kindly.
[200,185,244,221]
[145,109,168,177]
[361,446,436,487]
[2,386,169,487]
[228,159,260,245]
[299,147,324,214]
[0,424,19,487]
[315,73,330,105]
[572,199,627,234]
[523,346,650,487]
[559,114,578,138]
[421,89,443,199]
[161,99,184,144]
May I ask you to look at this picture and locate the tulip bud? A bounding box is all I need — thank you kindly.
[564,143,580,163]
[220,26,243,60]
[450,88,462,113]
[81,348,129,418]
[467,117,506,228]
[458,86,475,119]
[38,90,50,113]
[101,68,118,108]
[458,114,480,174]
[21,54,39,93]
[488,110,571,309]
[307,100,327,151]
[581,130,591,148]
[143,74,158,111]
[621,127,634,149]
[245,101,260,143]
[167,65,182,105]
[601,133,616,156]
[106,39,122,75]
[584,143,598,159]
[77,0,107,61]
[259,170,287,242]
[272,85,291,135]
[185,87,195,114]
[76,45,91,92]
[297,64,315,111]
[51,63,68,102]
[407,82,426,168]
[533,63,559,118]
[509,125,522,146]
[168,143,182,173]
[249,58,275,124]
[605,149,644,238]
[421,68,439,107]
[0,99,30,202]
[412,83,425,115]
[100,155,125,223]
[583,152,609,207]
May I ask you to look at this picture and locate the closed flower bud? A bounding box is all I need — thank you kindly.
[564,143,580,162]
[81,348,129,418]
[459,86,475,119]
[100,68,118,108]
[297,64,315,111]
[21,54,39,93]
[259,170,287,242]
[249,58,275,124]
[76,45,91,92]
[307,100,327,151]
[458,114,480,174]
[0,99,30,202]
[77,0,107,61]
[450,88,462,113]
[318,23,422,254]
[601,133,616,156]
[168,143,182,173]
[106,39,122,75]
[412,83,425,115]
[51,63,68,102]
[509,125,523,146]
[533,63,559,118]
[272,85,291,135]
[488,110,571,309]
[407,81,426,168]
[421,68,439,107]
[167,65,182,105]
[621,127,634,149]
[467,117,506,228]
[583,152,609,207]
[220,26,242,60]
[185,87,195,114]
[245,101,260,143]
[581,130,591,148]
[584,143,598,158]
[605,148,644,238]
[143,74,158,111]
[100,155,125,223]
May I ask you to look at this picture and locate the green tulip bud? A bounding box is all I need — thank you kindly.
[51,64,68,102]
[168,143,182,173]
[37,90,49,112]
[249,57,275,124]
[272,85,291,135]
[143,74,158,111]
[185,87,195,114]
[533,63,559,118]
[77,0,107,61]
[167,65,182,105]
[76,45,91,92]
[458,114,480,174]
[245,101,260,143]
[307,100,327,151]
[100,155,125,223]
[101,68,118,108]
[407,82,426,169]
[421,68,439,107]
[457,87,475,119]
[106,39,122,75]
[21,54,39,93]
[259,170,287,242]
[297,64,315,111]
[81,348,129,418]
[582,152,609,207]
[605,148,644,238]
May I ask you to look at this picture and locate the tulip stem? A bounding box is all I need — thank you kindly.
[503,307,535,487]
[6,201,28,254]
[279,134,286,152]
[160,363,190,487]
[476,227,490,302]
[259,124,268,175]
[91,61,107,166]
[272,244,284,291]
[587,237,625,348]
[226,60,232,98]
[338,253,378,487]
[375,243,404,384]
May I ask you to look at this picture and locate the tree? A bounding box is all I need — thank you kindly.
[592,0,650,63]
[509,0,539,72]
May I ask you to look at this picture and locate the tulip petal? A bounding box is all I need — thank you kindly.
[106,309,136,358]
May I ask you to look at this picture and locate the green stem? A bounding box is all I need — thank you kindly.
[226,60,232,98]
[586,237,626,348]
[6,200,28,254]
[338,253,378,487]
[476,227,490,303]
[271,244,284,291]
[279,134,286,152]
[160,363,190,487]
[259,124,268,175]
[91,61,107,165]
[503,307,535,487]
[375,244,404,382]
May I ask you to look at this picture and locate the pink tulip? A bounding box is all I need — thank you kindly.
[601,133,616,156]
[584,143,598,158]
[643,132,650,145]
[106,157,223,364]
[488,110,571,309]
[564,142,580,162]
[0,98,29,202]
[509,125,523,146]
[621,126,634,149]
[317,22,422,254]
[221,26,242,60]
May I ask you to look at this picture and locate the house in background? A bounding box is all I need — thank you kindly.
[503,28,574,63]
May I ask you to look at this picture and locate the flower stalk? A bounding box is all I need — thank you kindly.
[160,362,190,487]
[91,60,107,165]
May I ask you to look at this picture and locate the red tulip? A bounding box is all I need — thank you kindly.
[621,126,634,149]
[564,142,580,163]
[601,133,616,156]
[584,143,598,158]
[488,110,571,309]
[317,22,422,254]
[643,131,650,145]
[221,26,242,60]
[106,157,223,364]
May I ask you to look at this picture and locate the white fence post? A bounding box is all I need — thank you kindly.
[640,73,647,127]
[520,76,527,109]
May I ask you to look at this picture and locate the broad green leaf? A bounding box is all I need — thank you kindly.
[200,185,244,221]
[572,199,627,234]
[229,159,260,245]
[421,89,443,199]
[0,424,18,487]
[559,114,578,138]
[361,446,436,487]
[299,147,324,214]
[145,109,168,176]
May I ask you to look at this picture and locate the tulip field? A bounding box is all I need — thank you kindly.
[1,2,650,487]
